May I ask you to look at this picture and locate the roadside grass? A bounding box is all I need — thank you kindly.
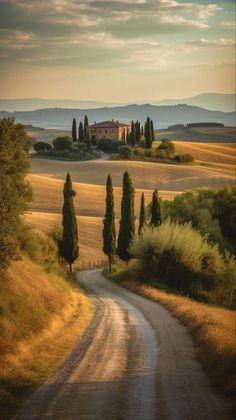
[105,262,236,405]
[0,257,93,419]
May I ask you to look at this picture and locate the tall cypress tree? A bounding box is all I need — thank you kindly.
[150,120,155,142]
[84,115,89,138]
[129,120,135,146]
[117,172,135,262]
[61,173,79,271]
[103,174,116,272]
[72,118,77,143]
[150,189,162,227]
[138,192,146,236]
[78,121,84,143]
[86,132,92,155]
[145,117,152,149]
[135,120,141,143]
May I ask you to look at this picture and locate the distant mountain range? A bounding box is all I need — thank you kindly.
[0,93,235,112]
[0,98,119,112]
[0,104,235,129]
[153,93,235,113]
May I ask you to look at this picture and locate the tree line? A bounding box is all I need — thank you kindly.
[58,170,162,272]
[103,172,161,271]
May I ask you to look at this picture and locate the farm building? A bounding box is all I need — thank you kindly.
[88,120,129,142]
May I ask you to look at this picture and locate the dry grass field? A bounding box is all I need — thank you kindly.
[28,174,176,217]
[27,141,235,264]
[0,257,93,418]
[156,126,236,143]
[27,127,70,143]
[25,212,105,265]
[30,155,235,191]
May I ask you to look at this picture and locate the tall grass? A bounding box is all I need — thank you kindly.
[130,220,236,306]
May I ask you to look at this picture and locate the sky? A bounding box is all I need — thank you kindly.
[0,0,235,102]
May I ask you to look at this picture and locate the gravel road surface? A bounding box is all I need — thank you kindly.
[15,269,232,420]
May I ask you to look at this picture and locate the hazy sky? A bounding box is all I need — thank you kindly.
[0,0,235,102]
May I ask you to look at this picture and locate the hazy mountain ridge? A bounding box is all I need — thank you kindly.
[0,93,235,112]
[0,104,235,129]
[153,93,235,113]
[0,98,120,112]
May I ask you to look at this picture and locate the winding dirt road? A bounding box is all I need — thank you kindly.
[16,270,232,420]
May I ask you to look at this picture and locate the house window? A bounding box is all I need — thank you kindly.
[99,130,102,133]
[105,129,107,133]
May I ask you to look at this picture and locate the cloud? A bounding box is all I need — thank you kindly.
[221,21,236,28]
[160,15,209,29]
[188,38,236,47]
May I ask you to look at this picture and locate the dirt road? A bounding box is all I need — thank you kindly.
[15,270,232,419]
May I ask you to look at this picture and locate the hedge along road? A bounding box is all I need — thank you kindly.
[15,269,232,420]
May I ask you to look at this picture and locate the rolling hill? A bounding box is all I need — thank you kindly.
[153,93,235,112]
[1,104,235,129]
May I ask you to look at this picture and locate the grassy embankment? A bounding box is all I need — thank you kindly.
[106,263,236,405]
[0,256,93,419]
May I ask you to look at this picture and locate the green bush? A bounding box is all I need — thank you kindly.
[157,139,175,157]
[33,141,52,151]
[162,186,236,253]
[130,220,236,305]
[118,145,133,159]
[97,138,123,153]
[52,136,72,150]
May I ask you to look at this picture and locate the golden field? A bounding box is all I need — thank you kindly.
[0,257,93,418]
[25,212,106,266]
[30,149,235,191]
[27,142,235,264]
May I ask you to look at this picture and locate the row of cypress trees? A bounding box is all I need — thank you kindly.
[127,117,154,149]
[103,172,162,271]
[60,171,161,272]
[72,115,89,143]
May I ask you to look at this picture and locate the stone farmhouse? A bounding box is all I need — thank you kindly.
[88,120,129,142]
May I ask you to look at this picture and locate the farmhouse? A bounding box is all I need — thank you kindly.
[88,120,129,142]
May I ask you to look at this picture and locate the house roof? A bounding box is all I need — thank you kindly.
[88,120,129,129]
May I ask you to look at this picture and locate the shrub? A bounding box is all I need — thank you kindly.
[97,138,123,153]
[162,186,235,252]
[118,145,133,159]
[175,153,194,163]
[33,141,52,151]
[52,136,72,150]
[138,137,146,148]
[17,222,58,272]
[130,220,236,305]
[157,139,175,157]
[156,149,169,159]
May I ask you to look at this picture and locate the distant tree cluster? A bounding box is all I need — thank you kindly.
[102,171,161,270]
[127,117,154,149]
[0,118,32,272]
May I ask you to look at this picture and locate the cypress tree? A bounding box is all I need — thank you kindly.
[138,193,146,236]
[61,173,79,271]
[72,118,77,143]
[117,172,135,262]
[145,117,152,149]
[135,120,141,143]
[84,115,89,138]
[151,120,155,142]
[86,132,92,155]
[103,174,116,272]
[150,189,162,227]
[78,121,84,143]
[141,125,144,137]
[129,120,135,146]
